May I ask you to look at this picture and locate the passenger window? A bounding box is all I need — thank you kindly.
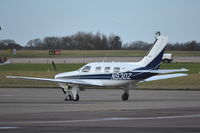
[113,67,120,73]
[104,67,110,73]
[121,67,127,72]
[95,67,101,72]
[81,66,91,72]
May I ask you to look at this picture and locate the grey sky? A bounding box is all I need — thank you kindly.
[1,0,200,46]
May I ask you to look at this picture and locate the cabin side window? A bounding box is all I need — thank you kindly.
[95,67,101,72]
[81,66,91,72]
[104,67,110,73]
[113,67,120,73]
[121,67,127,72]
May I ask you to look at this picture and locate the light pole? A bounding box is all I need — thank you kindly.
[0,26,3,43]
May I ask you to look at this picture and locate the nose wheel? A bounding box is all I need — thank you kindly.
[65,94,72,101]
[65,94,80,101]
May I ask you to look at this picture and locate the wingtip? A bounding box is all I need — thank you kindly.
[181,68,189,71]
[6,76,16,79]
[6,76,11,78]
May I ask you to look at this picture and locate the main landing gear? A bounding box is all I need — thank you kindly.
[121,87,129,101]
[122,93,129,101]
[62,85,80,102]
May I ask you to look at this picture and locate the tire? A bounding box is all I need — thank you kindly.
[65,94,72,101]
[122,93,129,101]
[74,94,79,101]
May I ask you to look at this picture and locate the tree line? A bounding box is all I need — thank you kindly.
[0,39,22,50]
[25,32,122,50]
[123,40,200,51]
[1,31,200,51]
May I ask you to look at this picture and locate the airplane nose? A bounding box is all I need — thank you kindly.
[55,72,70,79]
[55,71,78,79]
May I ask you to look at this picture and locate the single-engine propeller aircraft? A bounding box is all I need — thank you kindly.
[7,33,188,101]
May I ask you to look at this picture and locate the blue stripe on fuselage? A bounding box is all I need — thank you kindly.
[61,71,157,80]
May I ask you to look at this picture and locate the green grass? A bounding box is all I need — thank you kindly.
[0,62,198,74]
[0,63,85,72]
[160,62,200,74]
[0,63,200,89]
[0,63,86,88]
[138,74,200,90]
[1,50,200,57]
[138,62,200,90]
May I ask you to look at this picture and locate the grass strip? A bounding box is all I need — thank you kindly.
[0,63,199,89]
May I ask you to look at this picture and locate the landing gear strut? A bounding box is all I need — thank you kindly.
[74,94,79,101]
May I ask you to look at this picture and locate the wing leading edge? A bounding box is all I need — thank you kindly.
[6,76,103,86]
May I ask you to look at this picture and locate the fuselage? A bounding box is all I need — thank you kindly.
[55,61,156,87]
[55,35,168,88]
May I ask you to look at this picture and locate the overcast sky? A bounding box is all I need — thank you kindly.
[1,0,200,46]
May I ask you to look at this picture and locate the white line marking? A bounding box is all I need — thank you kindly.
[0,127,19,129]
[1,114,200,124]
[0,95,13,97]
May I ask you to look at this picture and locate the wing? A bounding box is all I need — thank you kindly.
[132,68,188,74]
[6,76,103,86]
[0,61,11,66]
[140,73,188,82]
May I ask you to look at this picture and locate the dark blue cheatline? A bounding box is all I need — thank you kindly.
[61,71,156,80]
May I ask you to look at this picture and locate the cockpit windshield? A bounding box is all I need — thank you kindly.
[81,66,91,72]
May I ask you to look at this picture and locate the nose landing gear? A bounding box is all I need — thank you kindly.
[65,94,79,101]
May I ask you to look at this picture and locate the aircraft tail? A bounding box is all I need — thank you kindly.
[138,35,168,69]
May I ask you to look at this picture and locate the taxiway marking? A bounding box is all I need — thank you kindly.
[0,127,19,129]
[1,114,200,124]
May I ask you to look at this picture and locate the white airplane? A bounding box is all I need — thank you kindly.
[7,34,188,101]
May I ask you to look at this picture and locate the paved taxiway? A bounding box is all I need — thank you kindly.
[0,88,200,133]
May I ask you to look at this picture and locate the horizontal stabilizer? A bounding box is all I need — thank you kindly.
[133,68,188,74]
[6,76,103,86]
[140,73,188,82]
